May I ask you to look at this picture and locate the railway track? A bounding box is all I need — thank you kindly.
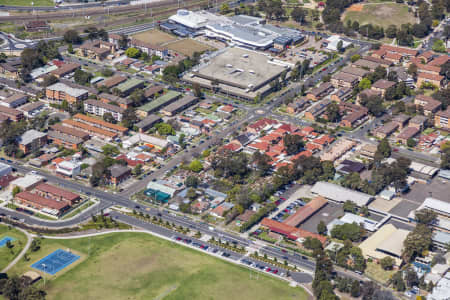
[0,0,210,22]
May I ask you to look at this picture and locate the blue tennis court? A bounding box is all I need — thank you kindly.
[31,249,80,275]
[0,236,14,247]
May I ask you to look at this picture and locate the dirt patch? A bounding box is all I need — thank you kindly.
[346,4,363,12]
[166,39,215,57]
[132,29,177,45]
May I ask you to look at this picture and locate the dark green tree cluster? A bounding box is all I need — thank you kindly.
[336,276,361,297]
[162,52,201,83]
[212,149,250,181]
[313,249,339,300]
[432,85,450,109]
[74,69,93,86]
[20,41,60,82]
[252,151,272,176]
[402,209,436,261]
[0,120,27,158]
[330,222,365,242]
[63,29,81,44]
[257,0,285,20]
[0,275,46,300]
[84,26,108,41]
[283,134,305,155]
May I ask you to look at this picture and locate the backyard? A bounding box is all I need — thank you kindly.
[9,232,307,300]
[343,3,417,28]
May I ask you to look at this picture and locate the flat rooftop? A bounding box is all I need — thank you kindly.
[192,47,287,91]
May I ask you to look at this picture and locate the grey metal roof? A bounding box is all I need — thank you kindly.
[311,181,373,206]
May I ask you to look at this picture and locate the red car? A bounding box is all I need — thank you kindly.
[272,269,278,274]
[393,148,399,152]
[266,268,271,272]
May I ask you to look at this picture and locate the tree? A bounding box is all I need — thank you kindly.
[118,34,128,49]
[155,123,175,136]
[125,47,141,58]
[12,186,21,197]
[42,74,58,87]
[351,54,361,62]
[325,102,340,122]
[343,200,357,213]
[386,25,397,38]
[67,43,74,54]
[189,159,203,173]
[358,78,371,90]
[392,271,406,291]
[74,69,93,86]
[380,256,395,270]
[291,7,306,24]
[186,188,197,201]
[408,63,418,77]
[377,138,391,158]
[405,268,419,287]
[252,151,272,176]
[331,222,365,242]
[101,68,114,77]
[432,40,446,53]
[103,112,116,124]
[283,134,304,155]
[415,209,437,225]
[64,29,81,44]
[406,138,416,148]
[317,221,327,235]
[122,107,138,129]
[351,280,361,297]
[192,82,202,97]
[220,3,230,14]
[185,175,200,188]
[336,40,344,52]
[132,164,143,176]
[101,144,120,157]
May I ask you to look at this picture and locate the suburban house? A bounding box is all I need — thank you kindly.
[417,72,444,88]
[396,126,420,145]
[98,93,132,109]
[129,38,169,59]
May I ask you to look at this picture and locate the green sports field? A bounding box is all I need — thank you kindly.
[9,232,308,300]
[0,0,53,6]
[343,3,417,28]
[0,225,27,271]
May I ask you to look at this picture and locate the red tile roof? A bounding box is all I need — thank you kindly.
[261,218,327,245]
[284,196,327,227]
[16,191,69,211]
[418,72,444,82]
[35,183,79,203]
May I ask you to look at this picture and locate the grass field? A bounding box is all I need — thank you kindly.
[132,29,177,46]
[0,225,27,271]
[343,3,416,28]
[365,262,395,284]
[166,39,215,57]
[9,232,307,300]
[0,0,53,5]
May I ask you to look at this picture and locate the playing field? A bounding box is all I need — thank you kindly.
[132,29,177,46]
[10,232,307,300]
[166,39,215,57]
[0,225,27,271]
[0,0,53,5]
[343,3,417,28]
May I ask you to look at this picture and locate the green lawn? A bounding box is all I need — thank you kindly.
[343,3,416,28]
[0,0,53,5]
[0,225,28,271]
[365,261,396,285]
[9,232,307,300]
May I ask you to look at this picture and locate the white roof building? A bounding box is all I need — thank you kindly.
[311,181,374,207]
[123,133,169,149]
[0,162,12,178]
[408,198,450,231]
[428,272,450,300]
[56,160,81,177]
[327,213,379,232]
[325,35,352,51]
[10,174,44,191]
[410,161,439,177]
